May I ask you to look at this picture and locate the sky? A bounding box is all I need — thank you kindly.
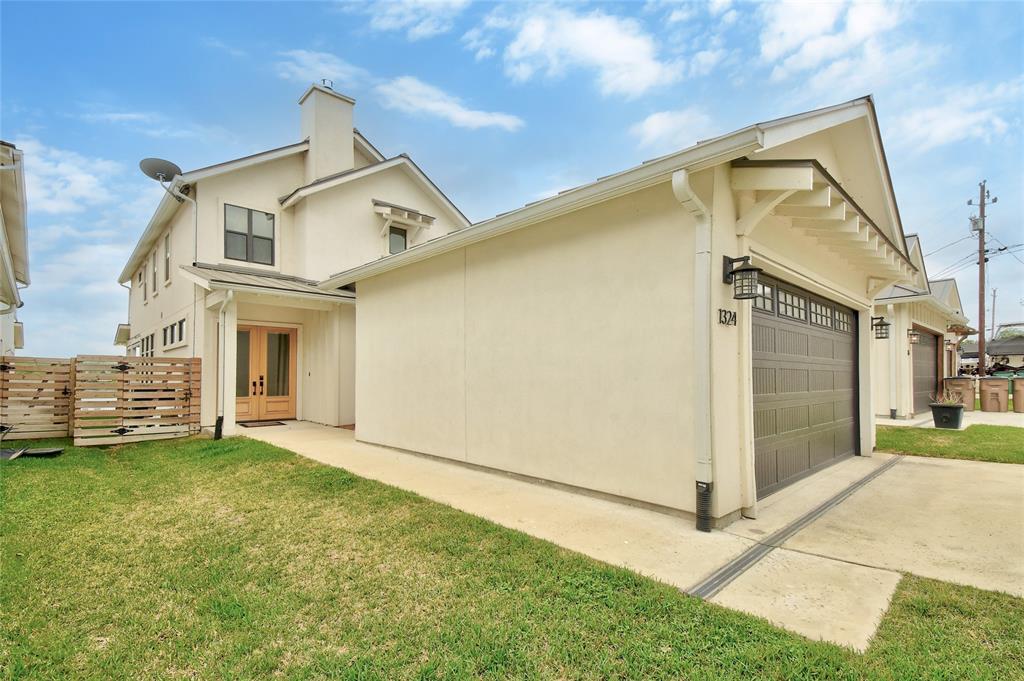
[1,0,1022,357]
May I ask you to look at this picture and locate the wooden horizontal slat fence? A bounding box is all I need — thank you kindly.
[73,356,201,446]
[0,355,201,446]
[0,356,73,440]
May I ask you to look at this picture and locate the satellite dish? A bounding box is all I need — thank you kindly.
[139,157,182,183]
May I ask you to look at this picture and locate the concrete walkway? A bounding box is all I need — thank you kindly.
[877,409,1024,428]
[240,421,1023,651]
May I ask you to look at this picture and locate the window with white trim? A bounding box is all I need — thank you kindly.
[140,270,147,302]
[151,252,158,294]
[162,318,187,348]
[225,204,275,265]
[164,234,171,282]
[388,226,408,255]
[140,333,155,357]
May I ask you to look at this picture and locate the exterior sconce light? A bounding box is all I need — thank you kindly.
[722,256,763,300]
[907,329,921,344]
[871,316,891,340]
[945,339,957,351]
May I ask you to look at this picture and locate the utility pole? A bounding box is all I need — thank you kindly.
[968,181,997,376]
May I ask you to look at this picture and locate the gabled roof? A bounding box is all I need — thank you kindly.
[318,95,911,290]
[179,262,355,303]
[278,154,470,228]
[119,131,388,284]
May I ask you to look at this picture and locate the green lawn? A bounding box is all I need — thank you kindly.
[3,437,1022,679]
[876,425,1024,464]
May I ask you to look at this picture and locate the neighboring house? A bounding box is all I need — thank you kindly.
[315,95,919,528]
[117,84,469,433]
[871,236,969,417]
[0,141,29,355]
[958,336,1024,371]
[986,336,1024,368]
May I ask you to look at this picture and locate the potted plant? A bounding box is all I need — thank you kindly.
[929,390,965,429]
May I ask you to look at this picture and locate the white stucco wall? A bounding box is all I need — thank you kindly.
[357,183,698,512]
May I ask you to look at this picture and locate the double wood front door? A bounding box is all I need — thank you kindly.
[236,326,297,422]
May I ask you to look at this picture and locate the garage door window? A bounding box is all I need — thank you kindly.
[754,283,775,312]
[834,310,852,332]
[778,290,807,321]
[810,300,833,328]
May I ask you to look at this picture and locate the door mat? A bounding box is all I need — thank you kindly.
[238,421,286,428]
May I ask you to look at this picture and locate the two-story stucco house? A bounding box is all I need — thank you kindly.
[120,90,924,530]
[1,140,29,355]
[116,84,468,436]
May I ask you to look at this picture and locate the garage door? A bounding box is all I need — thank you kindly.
[912,331,939,413]
[752,276,859,498]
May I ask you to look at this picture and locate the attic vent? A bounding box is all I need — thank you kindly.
[321,78,333,89]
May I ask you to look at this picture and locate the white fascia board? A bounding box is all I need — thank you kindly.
[0,205,23,308]
[119,187,183,283]
[877,291,967,323]
[118,141,309,283]
[354,130,385,162]
[281,156,470,229]
[281,158,404,209]
[318,127,764,289]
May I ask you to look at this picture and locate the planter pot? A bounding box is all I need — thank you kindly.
[930,403,964,429]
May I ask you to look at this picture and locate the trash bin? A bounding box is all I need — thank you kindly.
[979,377,1009,412]
[1014,378,1024,414]
[943,377,976,411]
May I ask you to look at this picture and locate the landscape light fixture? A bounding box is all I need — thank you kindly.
[907,328,921,344]
[722,256,762,300]
[871,316,891,340]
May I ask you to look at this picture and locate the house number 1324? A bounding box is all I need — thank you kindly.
[718,309,737,326]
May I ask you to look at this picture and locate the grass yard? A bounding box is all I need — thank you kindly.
[876,424,1024,464]
[3,437,1022,679]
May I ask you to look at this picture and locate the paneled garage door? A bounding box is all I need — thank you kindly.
[752,276,859,498]
[912,331,939,414]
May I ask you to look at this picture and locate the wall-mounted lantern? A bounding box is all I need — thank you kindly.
[722,256,763,300]
[945,339,957,351]
[907,328,921,344]
[871,316,891,340]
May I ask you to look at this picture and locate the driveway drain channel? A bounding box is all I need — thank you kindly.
[688,455,903,600]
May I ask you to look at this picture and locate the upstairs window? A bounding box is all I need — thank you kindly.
[151,252,158,293]
[225,204,275,266]
[164,234,171,282]
[388,226,408,255]
[139,270,147,301]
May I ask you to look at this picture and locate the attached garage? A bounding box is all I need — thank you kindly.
[323,97,920,530]
[752,275,859,498]
[912,329,939,413]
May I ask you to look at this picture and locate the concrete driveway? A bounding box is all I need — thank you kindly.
[241,421,1023,651]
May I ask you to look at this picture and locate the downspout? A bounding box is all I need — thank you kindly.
[887,303,898,418]
[214,290,233,440]
[672,169,715,532]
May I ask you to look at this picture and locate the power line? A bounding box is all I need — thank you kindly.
[924,233,975,257]
[988,232,1024,266]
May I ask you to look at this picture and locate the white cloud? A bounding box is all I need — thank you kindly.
[374,76,524,131]
[79,109,229,141]
[14,137,121,214]
[630,107,718,152]
[891,77,1022,152]
[355,0,471,40]
[689,47,726,77]
[759,1,846,63]
[274,50,370,88]
[465,6,681,98]
[202,37,246,58]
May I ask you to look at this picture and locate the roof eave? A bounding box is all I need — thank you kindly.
[318,126,765,289]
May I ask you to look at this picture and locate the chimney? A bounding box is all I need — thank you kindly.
[299,81,355,183]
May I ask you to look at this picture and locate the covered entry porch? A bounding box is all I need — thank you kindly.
[181,262,355,436]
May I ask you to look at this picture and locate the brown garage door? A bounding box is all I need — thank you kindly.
[752,276,859,498]
[912,331,939,413]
